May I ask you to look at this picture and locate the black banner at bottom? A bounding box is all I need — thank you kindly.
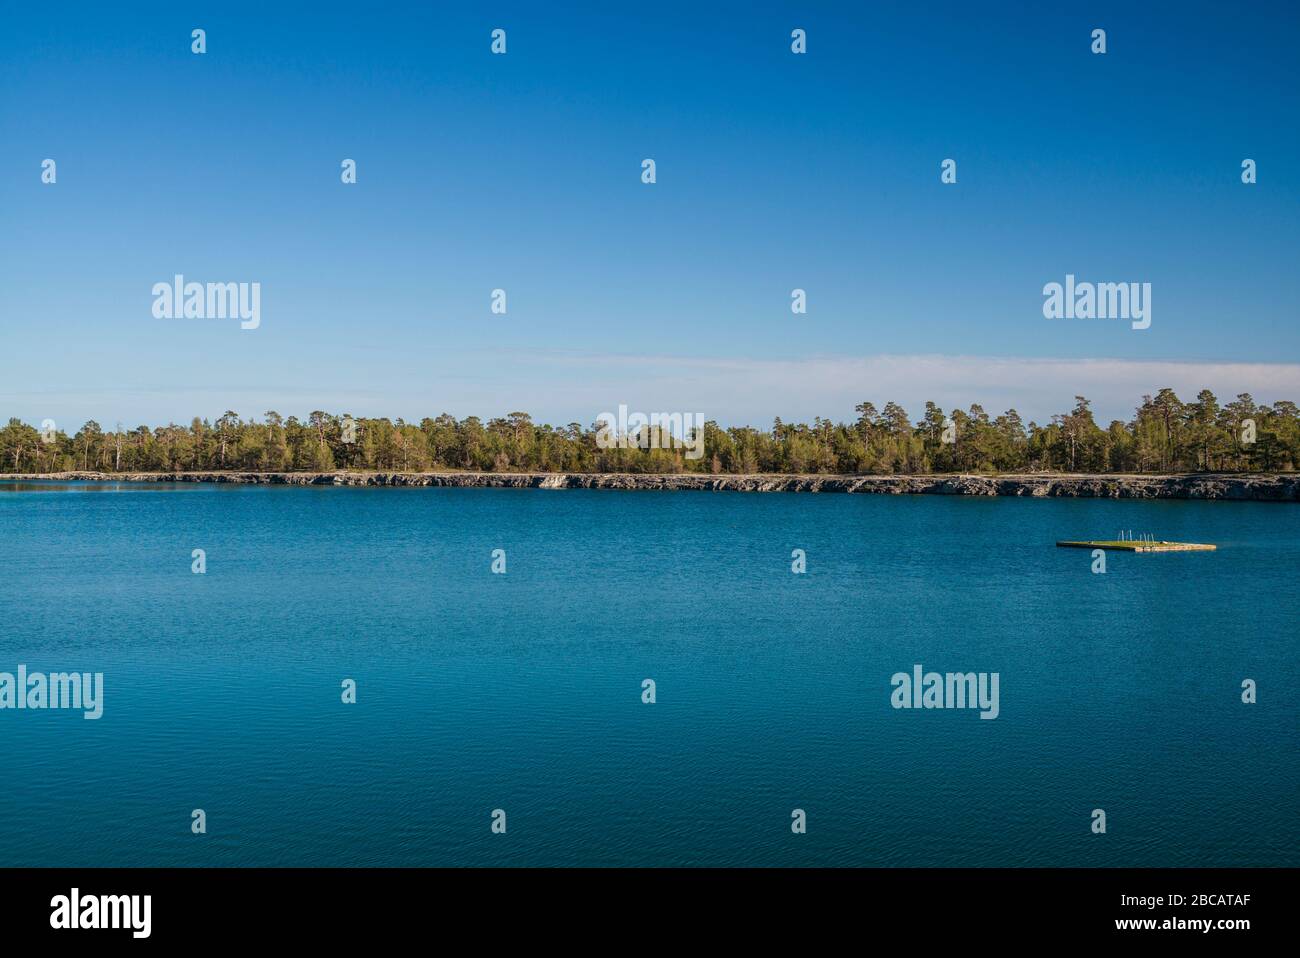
[0,867,1286,944]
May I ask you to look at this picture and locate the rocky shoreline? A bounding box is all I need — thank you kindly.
[7,471,1300,500]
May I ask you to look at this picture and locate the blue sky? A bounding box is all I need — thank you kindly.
[1,1,1297,428]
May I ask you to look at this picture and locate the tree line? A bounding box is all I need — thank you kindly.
[2,388,1297,476]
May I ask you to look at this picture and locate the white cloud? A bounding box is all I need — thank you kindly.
[486,352,1300,426]
[6,353,1299,428]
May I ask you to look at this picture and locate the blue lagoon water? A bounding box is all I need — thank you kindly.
[0,482,1296,867]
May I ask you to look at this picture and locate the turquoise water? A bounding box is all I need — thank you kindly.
[0,482,1296,867]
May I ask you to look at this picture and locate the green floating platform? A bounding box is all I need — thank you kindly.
[1056,540,1216,553]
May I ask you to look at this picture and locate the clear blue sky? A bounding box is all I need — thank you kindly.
[1,1,1297,428]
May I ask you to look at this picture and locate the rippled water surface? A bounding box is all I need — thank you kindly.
[0,482,1295,866]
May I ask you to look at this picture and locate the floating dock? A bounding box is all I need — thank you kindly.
[1056,540,1216,553]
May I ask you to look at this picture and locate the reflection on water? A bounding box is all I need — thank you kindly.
[0,481,196,493]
